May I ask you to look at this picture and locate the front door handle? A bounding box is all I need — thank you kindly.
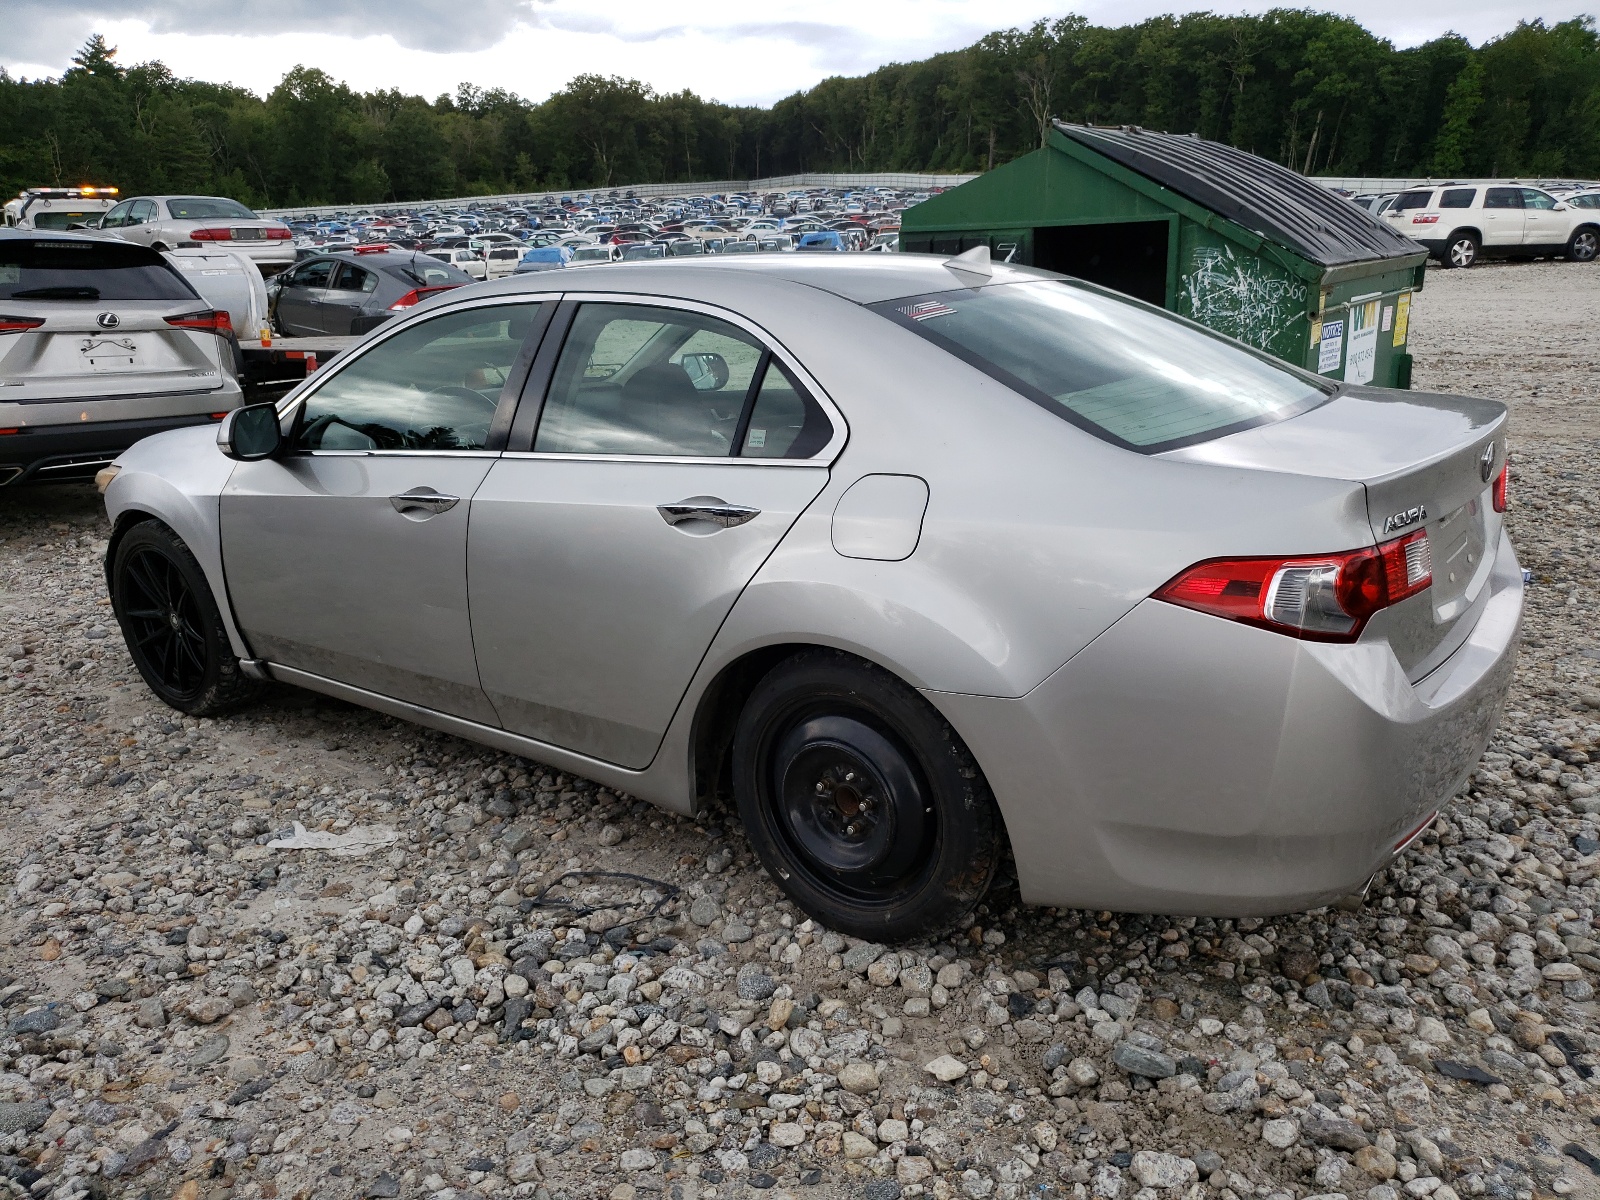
[657,496,761,529]
[391,487,460,516]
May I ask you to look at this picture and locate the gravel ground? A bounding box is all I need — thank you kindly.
[3,259,1599,1200]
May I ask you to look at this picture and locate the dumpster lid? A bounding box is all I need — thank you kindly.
[1054,122,1425,268]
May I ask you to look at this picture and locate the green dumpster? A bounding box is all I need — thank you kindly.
[900,123,1429,388]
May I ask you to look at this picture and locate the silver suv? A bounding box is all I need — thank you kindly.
[0,230,243,486]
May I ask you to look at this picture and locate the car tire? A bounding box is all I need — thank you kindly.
[732,649,1002,940]
[110,521,262,717]
[1442,232,1479,269]
[1567,226,1600,263]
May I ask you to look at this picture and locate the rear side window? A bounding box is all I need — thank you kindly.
[1439,188,1476,209]
[1484,188,1523,210]
[1393,190,1435,211]
[0,238,197,301]
[873,281,1325,454]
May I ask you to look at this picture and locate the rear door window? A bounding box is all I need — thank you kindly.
[1484,188,1524,210]
[0,238,196,301]
[332,264,377,292]
[535,302,830,459]
[1393,190,1435,211]
[1439,188,1476,209]
[873,280,1325,454]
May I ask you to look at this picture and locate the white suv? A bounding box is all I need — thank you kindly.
[1383,184,1599,268]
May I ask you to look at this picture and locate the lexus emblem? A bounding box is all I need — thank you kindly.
[96,312,120,329]
[1479,443,1496,482]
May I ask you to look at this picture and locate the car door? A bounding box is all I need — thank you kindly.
[99,199,134,231]
[1520,188,1564,249]
[274,259,335,335]
[221,298,551,721]
[119,199,158,245]
[1480,187,1526,247]
[322,262,378,334]
[469,298,842,768]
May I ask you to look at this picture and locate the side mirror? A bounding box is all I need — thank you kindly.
[680,352,730,391]
[218,402,284,461]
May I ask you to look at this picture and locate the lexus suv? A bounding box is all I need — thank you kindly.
[0,230,243,486]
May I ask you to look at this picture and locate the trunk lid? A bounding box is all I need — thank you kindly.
[1163,386,1508,679]
[0,300,227,403]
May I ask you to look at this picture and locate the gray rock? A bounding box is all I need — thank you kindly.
[1301,1111,1369,1151]
[724,922,754,943]
[8,1006,60,1035]
[689,894,721,927]
[1130,1152,1197,1190]
[397,999,441,1028]
[843,942,888,973]
[1111,1041,1176,1079]
[501,996,532,1042]
[188,1032,230,1068]
[0,1100,50,1134]
[1193,1151,1224,1177]
[737,972,776,1001]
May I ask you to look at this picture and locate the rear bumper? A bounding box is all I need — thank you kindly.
[930,530,1524,915]
[0,411,230,485]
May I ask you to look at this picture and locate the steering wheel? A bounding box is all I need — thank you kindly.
[421,385,499,447]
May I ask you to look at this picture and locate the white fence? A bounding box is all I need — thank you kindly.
[259,172,980,219]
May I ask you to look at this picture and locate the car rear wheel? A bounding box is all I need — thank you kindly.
[732,650,1001,940]
[1443,232,1479,269]
[110,521,261,716]
[1567,227,1600,263]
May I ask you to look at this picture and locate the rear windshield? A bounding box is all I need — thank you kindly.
[1393,190,1435,211]
[873,280,1326,454]
[30,211,102,230]
[0,238,197,301]
[389,258,473,288]
[166,197,257,221]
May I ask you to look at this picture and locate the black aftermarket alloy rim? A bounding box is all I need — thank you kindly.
[120,546,207,699]
[769,712,936,901]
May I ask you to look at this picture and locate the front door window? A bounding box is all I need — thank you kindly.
[297,303,540,452]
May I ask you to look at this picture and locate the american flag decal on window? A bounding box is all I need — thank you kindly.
[899,300,957,321]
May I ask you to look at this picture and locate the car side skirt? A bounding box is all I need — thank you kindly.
[261,662,692,814]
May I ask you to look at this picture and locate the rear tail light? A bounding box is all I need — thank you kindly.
[388,285,457,311]
[1154,530,1432,642]
[1492,460,1509,513]
[265,227,292,240]
[0,315,44,334]
[1411,214,1440,224]
[166,309,234,336]
[189,227,234,241]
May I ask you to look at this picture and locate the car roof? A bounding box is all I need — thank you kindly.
[469,253,1048,306]
[0,228,113,245]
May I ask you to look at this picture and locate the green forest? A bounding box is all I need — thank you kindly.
[1,12,1597,209]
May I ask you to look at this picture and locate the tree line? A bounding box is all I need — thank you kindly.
[1,13,1596,210]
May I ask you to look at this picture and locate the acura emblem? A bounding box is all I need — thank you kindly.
[96,312,120,329]
[1479,443,1497,482]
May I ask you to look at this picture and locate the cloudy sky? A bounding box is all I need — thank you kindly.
[2,0,1589,106]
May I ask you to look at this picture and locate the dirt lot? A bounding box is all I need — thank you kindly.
[2,260,1599,1200]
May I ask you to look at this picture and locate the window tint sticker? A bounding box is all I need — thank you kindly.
[1318,317,1345,375]
[899,300,957,321]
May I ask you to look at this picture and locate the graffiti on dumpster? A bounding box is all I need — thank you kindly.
[1178,244,1302,354]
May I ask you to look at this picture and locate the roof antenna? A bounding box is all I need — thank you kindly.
[943,244,992,278]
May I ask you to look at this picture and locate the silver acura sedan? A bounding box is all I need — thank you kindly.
[98,253,1522,940]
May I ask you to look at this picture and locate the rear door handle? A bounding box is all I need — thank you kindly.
[657,496,761,529]
[391,487,460,516]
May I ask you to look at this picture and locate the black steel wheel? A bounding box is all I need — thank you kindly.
[110,521,261,716]
[733,649,1001,940]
